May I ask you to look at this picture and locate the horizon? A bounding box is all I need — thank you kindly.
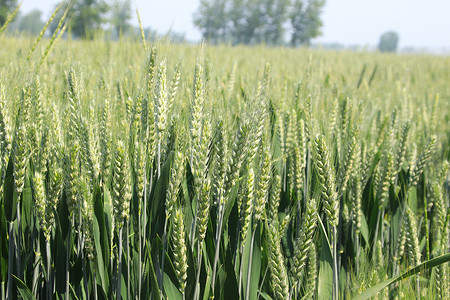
[17,0,450,52]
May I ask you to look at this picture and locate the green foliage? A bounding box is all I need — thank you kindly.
[0,0,17,26]
[49,0,108,39]
[193,0,325,45]
[193,0,228,44]
[378,31,400,53]
[290,0,326,46]
[110,0,132,38]
[70,0,108,39]
[0,29,449,300]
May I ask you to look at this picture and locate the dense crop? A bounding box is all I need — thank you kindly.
[0,34,449,300]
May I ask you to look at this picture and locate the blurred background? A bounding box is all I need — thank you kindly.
[2,0,450,54]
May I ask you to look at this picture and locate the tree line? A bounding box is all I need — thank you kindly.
[2,0,327,45]
[1,0,130,39]
[193,0,326,46]
[1,0,185,42]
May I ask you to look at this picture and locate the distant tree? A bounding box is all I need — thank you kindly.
[290,0,325,46]
[261,0,289,45]
[228,0,247,44]
[17,9,44,35]
[235,0,263,44]
[0,0,17,26]
[193,0,228,44]
[71,0,108,38]
[193,0,326,46]
[378,31,399,53]
[50,0,108,39]
[110,0,131,38]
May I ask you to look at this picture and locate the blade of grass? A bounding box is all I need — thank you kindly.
[12,274,36,300]
[145,240,162,300]
[354,252,450,300]
[27,1,64,61]
[135,8,147,52]
[0,2,21,35]
[38,3,71,68]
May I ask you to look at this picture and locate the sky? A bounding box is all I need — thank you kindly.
[19,0,450,50]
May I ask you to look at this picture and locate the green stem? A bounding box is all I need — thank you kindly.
[138,204,142,300]
[16,200,21,279]
[117,227,123,300]
[332,225,339,300]
[82,236,89,300]
[380,207,385,248]
[373,209,381,260]
[66,216,74,300]
[245,228,256,300]
[355,233,360,274]
[193,241,203,300]
[6,222,14,300]
[424,195,430,261]
[160,218,168,293]
[190,204,198,251]
[126,222,130,300]
[93,269,98,300]
[32,236,40,296]
[157,141,161,179]
[238,244,243,297]
[304,149,311,204]
[138,174,147,300]
[46,239,52,300]
[211,199,224,294]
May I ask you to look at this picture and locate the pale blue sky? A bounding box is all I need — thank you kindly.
[20,0,450,50]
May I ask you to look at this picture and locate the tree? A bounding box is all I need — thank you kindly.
[290,0,325,46]
[193,0,228,44]
[0,0,17,26]
[235,0,263,44]
[50,0,108,39]
[71,0,108,38]
[17,9,45,35]
[378,31,399,53]
[261,0,289,45]
[193,0,326,46]
[110,0,131,38]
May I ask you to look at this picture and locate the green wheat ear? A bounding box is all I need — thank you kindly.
[154,60,169,139]
[292,197,317,286]
[240,167,254,244]
[409,134,437,187]
[166,151,185,220]
[112,140,131,230]
[254,147,271,227]
[136,8,148,52]
[211,118,227,207]
[294,118,307,194]
[172,207,188,294]
[267,222,289,300]
[305,243,318,297]
[99,99,111,178]
[268,173,281,223]
[33,172,48,239]
[65,141,80,219]
[13,122,27,197]
[27,1,64,61]
[313,134,338,228]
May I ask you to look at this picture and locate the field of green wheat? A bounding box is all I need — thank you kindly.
[0,28,449,300]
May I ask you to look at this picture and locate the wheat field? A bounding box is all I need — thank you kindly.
[0,33,449,299]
